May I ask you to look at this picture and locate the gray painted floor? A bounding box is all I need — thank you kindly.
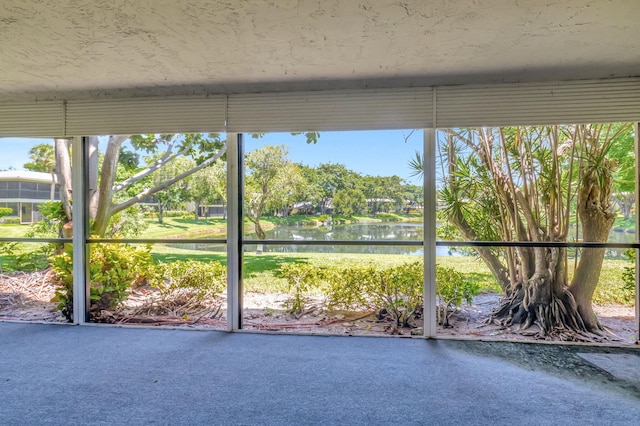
[0,322,639,425]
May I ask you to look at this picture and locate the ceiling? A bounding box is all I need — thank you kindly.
[1,0,639,101]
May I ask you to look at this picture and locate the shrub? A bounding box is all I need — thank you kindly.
[376,213,400,222]
[51,242,154,321]
[316,214,330,223]
[146,260,227,317]
[0,242,51,273]
[0,207,12,219]
[436,265,479,327]
[278,263,325,314]
[325,262,423,327]
[620,249,636,304]
[2,217,20,224]
[162,210,191,218]
[25,201,66,238]
[150,260,226,300]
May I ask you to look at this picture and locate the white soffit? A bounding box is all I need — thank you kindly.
[1,0,639,100]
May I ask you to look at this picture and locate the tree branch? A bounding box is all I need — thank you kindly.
[111,144,226,214]
[112,135,192,194]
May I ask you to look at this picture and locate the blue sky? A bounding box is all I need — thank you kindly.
[0,129,423,182]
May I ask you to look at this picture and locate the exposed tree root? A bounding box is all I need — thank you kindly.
[487,288,609,342]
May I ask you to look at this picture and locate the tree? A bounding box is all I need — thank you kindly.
[151,157,193,224]
[362,175,405,214]
[410,125,631,339]
[608,124,636,219]
[53,134,226,236]
[333,188,367,216]
[185,163,223,221]
[245,145,301,239]
[24,143,56,199]
[313,163,362,214]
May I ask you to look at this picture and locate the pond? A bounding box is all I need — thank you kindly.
[167,222,636,259]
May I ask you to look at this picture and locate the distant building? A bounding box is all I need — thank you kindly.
[0,170,59,223]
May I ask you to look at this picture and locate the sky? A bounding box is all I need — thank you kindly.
[0,129,424,183]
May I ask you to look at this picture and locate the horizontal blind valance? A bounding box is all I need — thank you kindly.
[226,88,433,132]
[435,78,640,127]
[65,96,226,135]
[0,78,639,137]
[0,101,65,137]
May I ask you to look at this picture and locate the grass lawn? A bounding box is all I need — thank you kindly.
[0,224,30,238]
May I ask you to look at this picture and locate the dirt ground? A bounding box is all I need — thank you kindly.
[1,271,637,344]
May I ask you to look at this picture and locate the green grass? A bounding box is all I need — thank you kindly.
[143,217,228,238]
[0,224,30,238]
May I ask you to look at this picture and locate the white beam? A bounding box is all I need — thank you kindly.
[226,133,244,330]
[423,129,437,338]
[71,136,89,324]
[635,122,639,344]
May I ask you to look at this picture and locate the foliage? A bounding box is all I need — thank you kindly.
[25,201,66,238]
[325,262,423,327]
[0,242,52,273]
[51,243,154,321]
[1,217,20,224]
[149,260,226,301]
[0,207,12,219]
[245,145,304,238]
[278,263,325,314]
[106,205,150,238]
[23,143,55,174]
[332,188,367,216]
[376,213,401,222]
[619,249,637,304]
[436,265,479,327]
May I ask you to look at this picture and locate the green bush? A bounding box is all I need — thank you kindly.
[0,207,12,218]
[376,213,401,222]
[0,242,51,273]
[25,201,66,238]
[51,242,154,321]
[436,265,479,327]
[325,262,423,327]
[278,263,325,314]
[2,217,20,224]
[162,210,191,218]
[316,214,330,223]
[149,260,226,301]
[619,249,636,304]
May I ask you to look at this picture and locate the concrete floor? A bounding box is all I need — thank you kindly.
[0,322,639,425]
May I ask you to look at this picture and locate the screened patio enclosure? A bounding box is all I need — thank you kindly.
[0,77,639,342]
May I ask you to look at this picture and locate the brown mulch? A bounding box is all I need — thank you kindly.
[0,272,636,344]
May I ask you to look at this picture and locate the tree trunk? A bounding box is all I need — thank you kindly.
[54,139,73,221]
[254,221,266,240]
[158,205,164,224]
[569,171,616,331]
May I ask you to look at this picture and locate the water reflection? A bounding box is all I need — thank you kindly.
[165,222,635,258]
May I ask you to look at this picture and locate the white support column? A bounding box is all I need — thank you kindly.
[226,133,244,330]
[423,128,437,338]
[634,122,639,344]
[71,136,89,324]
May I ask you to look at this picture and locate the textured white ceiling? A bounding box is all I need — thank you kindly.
[1,0,639,100]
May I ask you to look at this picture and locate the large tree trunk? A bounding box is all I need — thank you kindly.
[569,171,616,331]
